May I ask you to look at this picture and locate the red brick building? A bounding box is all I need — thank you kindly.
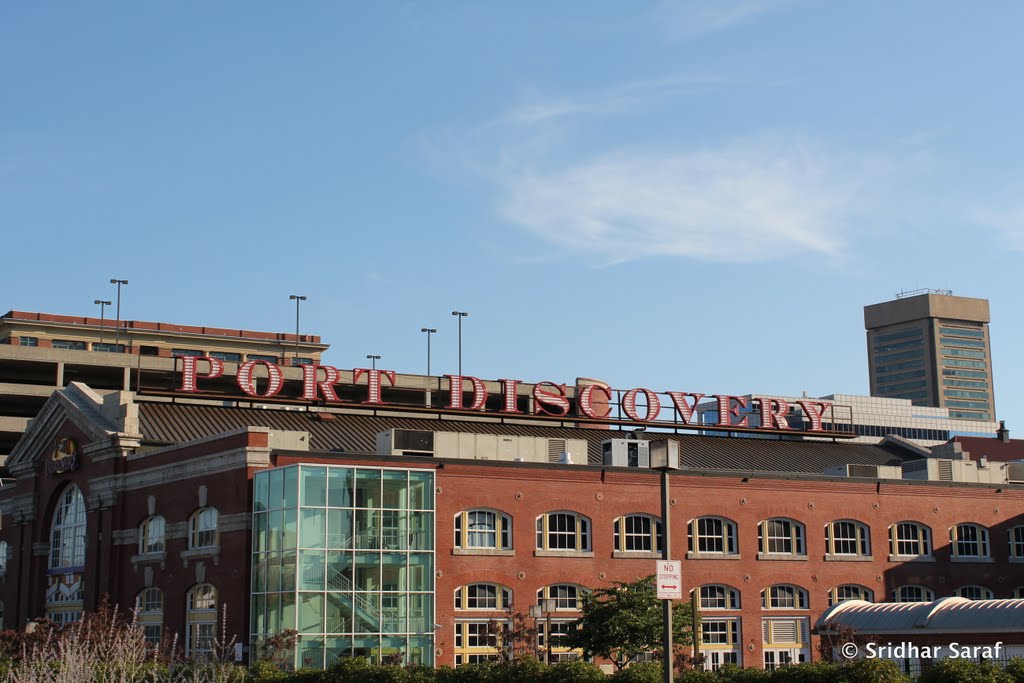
[1,363,1022,670]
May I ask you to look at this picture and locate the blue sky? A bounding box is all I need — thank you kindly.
[2,2,1023,428]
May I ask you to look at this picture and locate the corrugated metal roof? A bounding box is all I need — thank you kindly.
[137,401,916,475]
[818,598,1024,632]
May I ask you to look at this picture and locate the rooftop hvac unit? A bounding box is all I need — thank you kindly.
[1007,462,1024,483]
[601,439,650,468]
[376,429,435,457]
[822,464,903,479]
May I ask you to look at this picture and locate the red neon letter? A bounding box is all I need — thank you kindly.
[666,392,705,425]
[621,388,662,422]
[797,400,832,431]
[237,360,284,398]
[177,355,224,392]
[499,379,523,413]
[353,368,396,405]
[713,395,749,427]
[300,364,343,402]
[445,375,488,411]
[757,397,791,430]
[578,384,612,419]
[533,382,570,416]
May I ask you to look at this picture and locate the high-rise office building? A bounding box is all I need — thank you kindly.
[864,291,995,421]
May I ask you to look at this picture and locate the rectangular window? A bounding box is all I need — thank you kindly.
[19,337,38,347]
[874,328,922,344]
[173,348,204,357]
[248,354,280,363]
[939,326,985,338]
[208,351,241,362]
[51,340,86,350]
[92,343,125,353]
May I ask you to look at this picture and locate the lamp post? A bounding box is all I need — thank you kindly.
[289,295,306,366]
[94,299,111,347]
[420,328,436,376]
[650,441,680,683]
[366,354,381,370]
[109,279,128,351]
[529,598,557,665]
[450,311,468,376]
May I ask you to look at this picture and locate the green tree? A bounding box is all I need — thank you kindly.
[565,575,695,671]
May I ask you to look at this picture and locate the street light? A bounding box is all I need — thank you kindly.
[420,328,436,375]
[366,354,381,370]
[289,295,306,366]
[451,311,468,376]
[650,440,680,683]
[109,279,128,351]
[529,598,558,665]
[94,299,111,347]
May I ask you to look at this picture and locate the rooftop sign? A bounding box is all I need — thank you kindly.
[175,357,836,434]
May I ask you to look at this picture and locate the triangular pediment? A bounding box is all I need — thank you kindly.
[6,382,139,474]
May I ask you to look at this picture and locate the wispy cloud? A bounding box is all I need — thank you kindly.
[495,75,723,127]
[498,138,874,265]
[654,0,793,39]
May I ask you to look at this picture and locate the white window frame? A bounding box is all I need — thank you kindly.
[758,518,805,557]
[537,584,585,611]
[536,512,591,552]
[761,584,809,610]
[455,509,512,551]
[50,485,86,569]
[697,585,740,610]
[189,507,218,550]
[613,514,662,553]
[689,516,738,555]
[954,585,993,600]
[889,521,932,558]
[454,583,513,611]
[186,584,217,657]
[891,585,934,603]
[828,584,874,606]
[950,523,990,559]
[825,520,870,557]
[1010,526,1024,559]
[139,515,166,555]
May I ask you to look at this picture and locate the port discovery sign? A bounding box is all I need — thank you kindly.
[175,356,836,434]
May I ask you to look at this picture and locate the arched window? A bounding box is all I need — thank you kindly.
[954,585,993,600]
[888,521,932,558]
[828,585,874,606]
[824,520,870,557]
[454,583,513,610]
[454,509,512,550]
[186,584,218,657]
[138,516,165,555]
[950,523,990,559]
[688,517,738,556]
[189,508,218,549]
[613,514,663,553]
[537,584,586,611]
[761,584,809,610]
[758,519,805,557]
[1010,526,1024,558]
[536,512,590,552]
[891,585,934,603]
[50,485,86,569]
[136,587,163,645]
[695,585,740,610]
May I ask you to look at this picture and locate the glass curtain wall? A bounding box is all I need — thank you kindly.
[252,465,435,668]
